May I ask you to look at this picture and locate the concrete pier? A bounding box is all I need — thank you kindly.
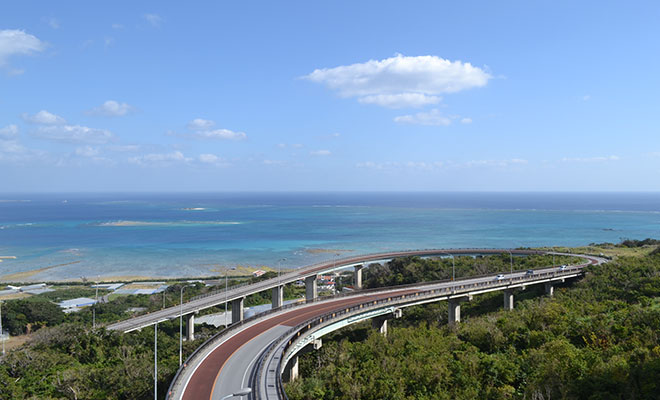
[231,297,244,323]
[503,290,514,310]
[448,296,470,324]
[545,283,554,296]
[272,285,284,308]
[185,313,195,341]
[354,265,363,289]
[372,317,388,336]
[305,275,317,302]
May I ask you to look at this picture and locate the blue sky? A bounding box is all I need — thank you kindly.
[1,1,659,192]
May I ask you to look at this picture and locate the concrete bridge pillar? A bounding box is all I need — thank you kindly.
[448,296,470,324]
[545,283,554,296]
[185,313,195,341]
[272,285,284,309]
[372,317,388,336]
[354,265,363,289]
[503,290,514,311]
[305,275,317,302]
[231,297,244,324]
[287,355,299,382]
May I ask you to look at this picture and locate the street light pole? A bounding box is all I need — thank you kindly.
[0,300,4,356]
[93,282,99,328]
[441,252,455,281]
[219,387,252,400]
[154,322,158,400]
[180,284,193,366]
[225,269,228,328]
[508,250,513,274]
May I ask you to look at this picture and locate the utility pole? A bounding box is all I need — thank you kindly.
[154,323,158,400]
[93,282,99,328]
[0,300,4,356]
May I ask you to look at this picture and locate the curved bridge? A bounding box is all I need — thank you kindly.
[109,248,552,334]
[163,249,607,400]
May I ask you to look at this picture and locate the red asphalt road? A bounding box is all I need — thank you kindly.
[182,290,419,400]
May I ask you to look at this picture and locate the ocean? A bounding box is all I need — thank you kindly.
[0,192,658,281]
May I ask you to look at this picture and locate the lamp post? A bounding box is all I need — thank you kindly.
[180,284,194,366]
[440,252,455,281]
[220,387,252,400]
[507,250,514,274]
[92,282,99,328]
[0,300,4,356]
[154,322,158,400]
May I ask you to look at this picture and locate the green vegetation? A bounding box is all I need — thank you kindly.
[286,251,660,400]
[362,253,580,288]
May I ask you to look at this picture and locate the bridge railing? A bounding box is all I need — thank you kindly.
[255,266,585,399]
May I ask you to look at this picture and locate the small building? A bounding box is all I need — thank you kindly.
[252,270,267,278]
[58,297,97,313]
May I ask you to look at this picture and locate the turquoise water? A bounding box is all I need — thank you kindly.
[0,192,658,281]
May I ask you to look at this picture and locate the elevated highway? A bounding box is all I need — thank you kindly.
[164,251,606,400]
[108,248,552,336]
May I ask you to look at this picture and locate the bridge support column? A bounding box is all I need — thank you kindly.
[545,283,554,296]
[305,275,317,302]
[448,296,470,324]
[354,265,363,289]
[287,355,299,382]
[272,285,284,309]
[185,313,195,341]
[372,317,388,336]
[503,290,514,311]
[231,297,244,324]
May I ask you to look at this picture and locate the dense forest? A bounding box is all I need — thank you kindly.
[285,249,660,399]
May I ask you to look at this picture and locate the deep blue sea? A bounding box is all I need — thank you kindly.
[0,192,659,281]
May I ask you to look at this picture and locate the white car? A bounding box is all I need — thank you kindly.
[558,265,567,271]
[495,274,505,280]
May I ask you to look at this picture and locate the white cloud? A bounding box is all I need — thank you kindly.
[357,93,442,108]
[304,54,490,108]
[0,138,26,154]
[183,119,246,140]
[188,118,215,130]
[463,159,528,168]
[198,153,219,163]
[74,146,99,157]
[107,144,141,152]
[310,149,331,156]
[130,150,191,165]
[394,109,452,126]
[89,100,134,116]
[561,155,619,162]
[292,143,304,148]
[144,14,164,27]
[198,153,229,166]
[460,117,472,124]
[112,23,124,30]
[22,110,66,125]
[0,30,46,68]
[0,124,18,139]
[356,161,444,170]
[44,17,60,29]
[193,129,246,140]
[36,125,114,144]
[582,95,591,101]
